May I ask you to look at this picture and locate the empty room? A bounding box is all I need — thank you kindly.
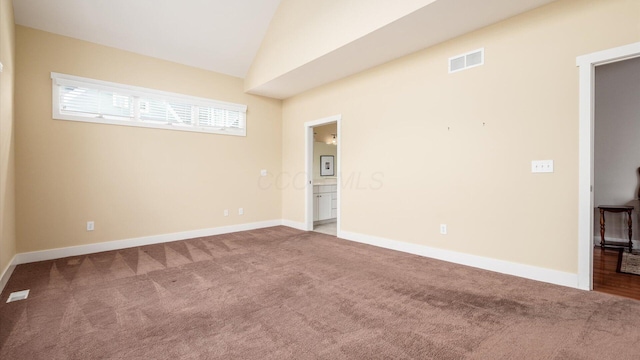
[1,0,640,358]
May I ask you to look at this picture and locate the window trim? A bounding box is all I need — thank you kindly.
[51,72,248,136]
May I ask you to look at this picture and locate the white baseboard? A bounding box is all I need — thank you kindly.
[338,230,579,289]
[3,220,581,295]
[281,219,307,231]
[15,220,283,265]
[0,255,17,294]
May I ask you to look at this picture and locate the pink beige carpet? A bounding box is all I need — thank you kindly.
[1,226,640,359]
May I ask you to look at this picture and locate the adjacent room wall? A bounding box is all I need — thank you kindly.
[15,26,282,253]
[594,57,640,242]
[0,0,16,279]
[245,0,435,91]
[281,0,640,275]
[313,142,337,181]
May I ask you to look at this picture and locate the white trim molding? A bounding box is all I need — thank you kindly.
[2,220,582,294]
[0,256,17,294]
[576,42,640,291]
[305,114,342,232]
[14,220,282,265]
[338,230,579,289]
[281,219,307,231]
[1,220,282,293]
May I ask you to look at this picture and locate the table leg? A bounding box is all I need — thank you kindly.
[628,209,633,253]
[600,208,606,249]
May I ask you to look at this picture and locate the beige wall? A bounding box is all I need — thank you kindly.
[0,0,16,275]
[281,0,640,274]
[594,57,640,241]
[15,26,282,253]
[313,142,337,181]
[245,0,434,91]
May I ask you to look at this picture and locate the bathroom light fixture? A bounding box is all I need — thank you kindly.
[331,134,337,145]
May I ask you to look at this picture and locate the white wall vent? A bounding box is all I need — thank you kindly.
[6,290,30,303]
[449,48,484,73]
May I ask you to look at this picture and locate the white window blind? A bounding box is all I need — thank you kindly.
[51,72,247,136]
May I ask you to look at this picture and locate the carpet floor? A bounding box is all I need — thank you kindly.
[1,226,640,359]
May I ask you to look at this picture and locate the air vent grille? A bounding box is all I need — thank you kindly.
[6,290,30,303]
[450,56,466,72]
[449,48,484,73]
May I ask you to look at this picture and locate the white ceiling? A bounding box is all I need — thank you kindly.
[12,0,282,78]
[314,123,337,144]
[14,0,557,99]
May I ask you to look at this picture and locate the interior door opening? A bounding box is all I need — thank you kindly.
[311,123,338,236]
[304,115,341,236]
[591,56,640,300]
[577,42,640,291]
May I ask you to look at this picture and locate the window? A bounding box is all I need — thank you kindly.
[51,72,247,136]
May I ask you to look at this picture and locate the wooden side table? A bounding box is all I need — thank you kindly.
[598,205,634,252]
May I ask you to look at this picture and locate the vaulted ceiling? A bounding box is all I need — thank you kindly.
[12,0,282,78]
[13,0,557,99]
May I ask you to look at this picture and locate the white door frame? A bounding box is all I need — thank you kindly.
[576,42,640,290]
[305,114,341,232]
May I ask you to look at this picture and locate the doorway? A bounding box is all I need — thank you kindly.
[577,42,640,291]
[591,56,640,299]
[304,115,341,236]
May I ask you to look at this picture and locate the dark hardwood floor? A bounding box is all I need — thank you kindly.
[593,246,640,300]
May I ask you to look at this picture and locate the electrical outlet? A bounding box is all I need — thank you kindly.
[238,208,244,215]
[440,224,447,235]
[87,221,95,231]
[223,209,229,217]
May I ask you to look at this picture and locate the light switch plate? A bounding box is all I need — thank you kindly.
[260,169,267,176]
[531,160,553,173]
